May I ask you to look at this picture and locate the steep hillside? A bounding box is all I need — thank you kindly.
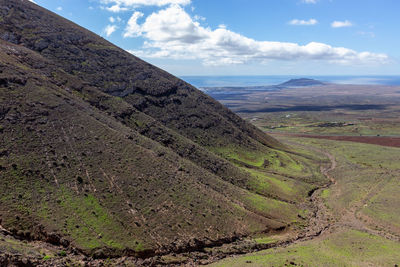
[0,0,279,151]
[0,0,328,260]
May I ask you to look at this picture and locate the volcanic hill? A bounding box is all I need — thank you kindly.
[0,0,327,262]
[278,78,325,87]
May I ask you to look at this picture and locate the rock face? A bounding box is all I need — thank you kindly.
[0,0,323,259]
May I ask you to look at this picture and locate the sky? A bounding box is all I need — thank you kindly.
[30,0,400,76]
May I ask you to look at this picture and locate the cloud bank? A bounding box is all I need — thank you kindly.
[123,5,387,66]
[101,0,190,11]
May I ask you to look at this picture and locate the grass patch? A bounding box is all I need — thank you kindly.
[321,189,330,199]
[253,236,277,245]
[43,255,52,261]
[243,192,299,223]
[245,168,312,203]
[56,188,143,252]
[211,230,400,267]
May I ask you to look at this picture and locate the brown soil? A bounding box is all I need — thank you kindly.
[273,133,400,148]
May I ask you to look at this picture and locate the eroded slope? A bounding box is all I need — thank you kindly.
[0,0,328,259]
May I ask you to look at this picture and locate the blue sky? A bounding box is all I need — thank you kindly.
[31,0,399,76]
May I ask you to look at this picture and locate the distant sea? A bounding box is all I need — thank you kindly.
[180,76,400,88]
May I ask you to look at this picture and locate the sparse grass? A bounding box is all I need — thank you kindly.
[277,136,400,206]
[249,109,400,137]
[211,230,400,267]
[212,144,325,185]
[43,255,52,261]
[56,188,142,251]
[211,133,400,267]
[213,145,305,176]
[321,189,330,199]
[362,177,400,229]
[245,168,312,203]
[253,236,277,245]
[243,191,299,223]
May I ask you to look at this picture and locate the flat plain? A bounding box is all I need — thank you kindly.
[210,81,400,266]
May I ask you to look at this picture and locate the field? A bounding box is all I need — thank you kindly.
[212,136,400,267]
[210,82,400,266]
[206,83,400,138]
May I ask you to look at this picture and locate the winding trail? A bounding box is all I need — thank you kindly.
[281,137,400,244]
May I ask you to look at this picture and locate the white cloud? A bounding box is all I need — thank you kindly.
[106,4,128,12]
[100,0,190,12]
[103,0,190,6]
[56,6,63,11]
[194,15,206,22]
[357,31,375,38]
[110,16,122,23]
[289,19,318,26]
[125,5,388,66]
[104,25,118,37]
[123,11,144,38]
[331,20,353,28]
[302,0,317,4]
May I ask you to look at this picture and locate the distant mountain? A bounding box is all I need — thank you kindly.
[0,0,326,262]
[278,78,325,87]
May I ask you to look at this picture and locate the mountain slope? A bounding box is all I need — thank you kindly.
[0,0,328,258]
[0,0,280,151]
[0,41,288,256]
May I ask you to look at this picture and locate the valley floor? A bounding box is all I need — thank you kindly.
[211,135,400,267]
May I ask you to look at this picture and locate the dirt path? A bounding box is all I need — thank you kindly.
[336,173,400,242]
[279,140,337,242]
[281,137,400,244]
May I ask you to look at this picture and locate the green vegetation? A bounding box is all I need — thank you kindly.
[58,250,67,257]
[253,236,277,245]
[43,255,52,261]
[5,1,400,265]
[56,189,141,251]
[321,189,330,199]
[0,13,329,259]
[85,42,120,51]
[362,177,400,229]
[245,168,313,203]
[244,191,299,223]
[211,133,400,266]
[211,230,400,267]
[212,145,304,175]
